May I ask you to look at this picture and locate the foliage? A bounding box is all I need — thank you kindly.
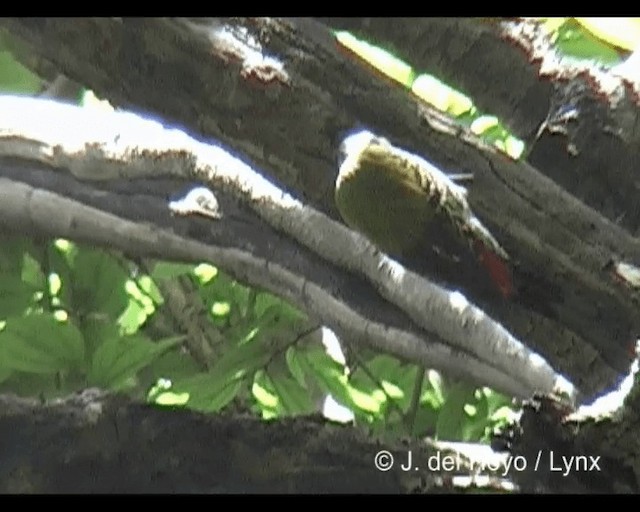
[0,234,513,441]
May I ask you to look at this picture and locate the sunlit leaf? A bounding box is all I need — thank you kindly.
[505,135,526,159]
[470,115,500,135]
[211,301,231,317]
[348,386,383,414]
[555,19,623,64]
[154,391,190,406]
[252,374,279,409]
[170,370,243,412]
[426,370,445,406]
[194,263,218,283]
[412,74,473,116]
[117,300,148,335]
[136,275,163,305]
[335,31,415,86]
[168,325,277,412]
[0,50,42,93]
[537,17,569,36]
[575,17,640,51]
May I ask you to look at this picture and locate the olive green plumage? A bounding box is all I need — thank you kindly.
[337,131,467,255]
[335,130,509,262]
[336,142,433,254]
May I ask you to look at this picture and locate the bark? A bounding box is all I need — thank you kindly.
[0,390,440,493]
[506,389,640,493]
[318,17,640,233]
[1,17,638,397]
[0,17,639,493]
[1,388,638,493]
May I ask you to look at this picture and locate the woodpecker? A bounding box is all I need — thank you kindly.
[335,130,514,298]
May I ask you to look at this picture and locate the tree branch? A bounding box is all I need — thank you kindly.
[317,17,640,233]
[0,18,638,399]
[0,389,444,493]
[0,97,568,399]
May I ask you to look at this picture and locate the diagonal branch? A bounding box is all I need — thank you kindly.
[317,17,640,233]
[0,96,570,399]
[1,17,638,398]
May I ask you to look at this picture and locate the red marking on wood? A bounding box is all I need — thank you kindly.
[473,240,515,299]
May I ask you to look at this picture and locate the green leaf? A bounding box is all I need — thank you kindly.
[0,273,37,317]
[555,19,623,65]
[462,394,490,442]
[70,247,128,318]
[349,356,415,410]
[505,135,526,160]
[268,372,316,415]
[169,371,243,413]
[484,388,513,415]
[153,391,190,406]
[0,363,13,384]
[0,235,34,272]
[252,293,306,325]
[193,263,217,284]
[137,275,163,305]
[252,371,280,409]
[211,301,231,317]
[538,17,569,36]
[124,279,155,313]
[411,404,439,437]
[142,346,201,383]
[353,355,404,382]
[411,74,473,116]
[470,115,500,135]
[0,238,46,317]
[117,300,149,335]
[169,330,275,412]
[0,315,85,374]
[575,17,640,51]
[285,346,308,388]
[88,333,180,390]
[348,386,383,414]
[79,316,119,363]
[201,271,251,324]
[47,242,76,311]
[0,50,42,94]
[296,346,378,415]
[214,333,273,375]
[425,370,445,407]
[435,383,476,441]
[21,251,46,290]
[335,31,415,87]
